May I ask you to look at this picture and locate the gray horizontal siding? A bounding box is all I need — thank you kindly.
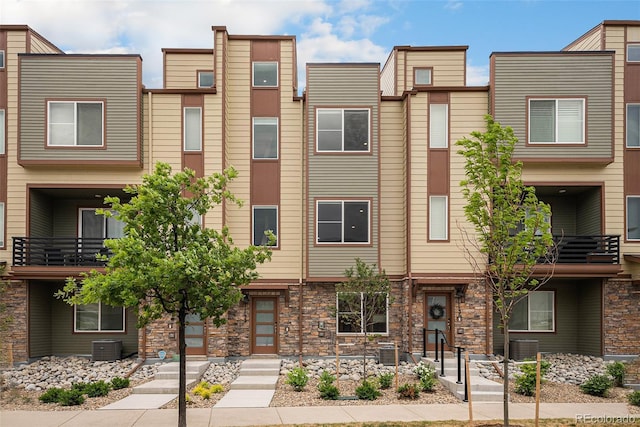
[307,65,380,277]
[20,56,140,161]
[493,54,613,159]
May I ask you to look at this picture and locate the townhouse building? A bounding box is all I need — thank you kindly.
[1,20,638,364]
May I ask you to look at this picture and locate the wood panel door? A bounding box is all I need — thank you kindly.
[425,293,452,351]
[251,297,278,354]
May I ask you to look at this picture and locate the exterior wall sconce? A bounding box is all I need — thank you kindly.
[242,293,250,304]
[455,284,467,322]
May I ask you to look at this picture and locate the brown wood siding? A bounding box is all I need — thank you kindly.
[19,56,141,163]
[625,151,640,193]
[251,162,280,205]
[492,54,614,160]
[625,46,640,232]
[251,90,279,116]
[182,94,204,177]
[306,64,380,277]
[427,150,448,194]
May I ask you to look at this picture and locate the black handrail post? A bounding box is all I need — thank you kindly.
[434,329,439,362]
[439,338,445,377]
[422,328,426,358]
[456,346,462,384]
[463,355,468,402]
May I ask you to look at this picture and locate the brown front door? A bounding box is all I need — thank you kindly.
[185,313,207,355]
[425,293,452,351]
[251,297,278,354]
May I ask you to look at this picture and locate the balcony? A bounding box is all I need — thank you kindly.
[13,237,111,267]
[554,235,619,264]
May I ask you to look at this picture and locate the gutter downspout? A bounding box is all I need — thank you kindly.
[298,94,305,361]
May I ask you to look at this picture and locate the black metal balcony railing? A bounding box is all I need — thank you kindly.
[13,237,111,267]
[554,235,619,264]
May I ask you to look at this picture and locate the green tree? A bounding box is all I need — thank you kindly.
[336,258,392,380]
[456,116,555,427]
[58,162,272,427]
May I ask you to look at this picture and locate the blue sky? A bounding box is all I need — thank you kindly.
[1,0,639,88]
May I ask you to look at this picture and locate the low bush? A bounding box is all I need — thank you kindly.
[355,379,381,401]
[414,362,437,392]
[397,383,420,399]
[58,388,85,406]
[110,377,130,390]
[317,370,340,400]
[210,384,224,393]
[606,361,626,387]
[377,372,394,389]
[84,380,111,398]
[628,390,640,406]
[580,374,613,397]
[39,387,64,403]
[285,366,309,392]
[514,359,550,397]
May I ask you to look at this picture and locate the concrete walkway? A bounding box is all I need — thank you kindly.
[1,402,636,426]
[214,358,281,408]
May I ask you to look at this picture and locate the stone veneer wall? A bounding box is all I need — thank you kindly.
[2,280,28,363]
[603,278,640,356]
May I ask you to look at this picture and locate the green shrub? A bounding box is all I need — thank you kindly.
[39,387,64,403]
[210,384,224,393]
[355,379,381,401]
[420,374,437,393]
[58,389,85,406]
[317,370,340,400]
[606,361,626,387]
[628,390,640,406]
[397,383,420,399]
[580,374,613,397]
[377,372,394,389]
[514,359,550,396]
[71,382,88,394]
[285,366,309,392]
[414,362,437,392]
[83,380,111,398]
[110,377,130,390]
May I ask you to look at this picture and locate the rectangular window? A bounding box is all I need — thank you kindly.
[253,206,278,246]
[253,62,278,87]
[415,68,432,86]
[317,200,369,244]
[74,302,125,332]
[0,50,4,68]
[317,109,370,152]
[198,71,214,88]
[253,117,278,159]
[79,208,125,240]
[0,202,4,248]
[628,45,640,62]
[336,292,388,334]
[509,291,554,332]
[184,107,202,151]
[48,101,103,146]
[627,196,640,241]
[627,104,640,148]
[429,196,448,240]
[0,109,5,155]
[429,104,448,148]
[529,99,585,144]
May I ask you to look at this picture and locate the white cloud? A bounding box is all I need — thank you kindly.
[445,0,463,11]
[466,63,489,86]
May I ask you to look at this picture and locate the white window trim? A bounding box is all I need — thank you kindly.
[414,68,432,86]
[528,98,585,144]
[78,208,124,239]
[252,117,279,159]
[628,44,640,62]
[509,291,555,333]
[47,101,105,147]
[627,103,640,148]
[316,108,371,153]
[252,205,278,246]
[197,71,214,88]
[336,292,389,335]
[627,196,640,241]
[252,61,278,87]
[183,107,202,152]
[429,104,448,148]
[429,195,448,240]
[0,202,4,248]
[74,302,125,333]
[316,200,370,244]
[0,109,5,155]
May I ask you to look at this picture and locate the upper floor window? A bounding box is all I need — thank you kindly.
[198,71,214,88]
[253,206,278,246]
[75,302,125,332]
[628,44,640,62]
[429,196,448,240]
[317,109,370,152]
[0,50,4,69]
[529,98,584,144]
[627,196,640,241]
[184,107,202,151]
[253,117,278,159]
[509,291,554,332]
[414,68,432,86]
[0,109,5,155]
[48,101,104,147]
[336,292,388,334]
[627,104,640,148]
[253,62,278,87]
[317,200,369,244]
[79,208,125,240]
[429,104,448,148]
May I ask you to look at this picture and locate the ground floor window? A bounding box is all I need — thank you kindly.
[74,302,125,332]
[509,291,554,332]
[336,292,388,334]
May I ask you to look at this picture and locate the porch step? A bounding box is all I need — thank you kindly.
[214,358,281,407]
[230,376,279,390]
[424,357,502,402]
[132,361,210,395]
[132,379,199,394]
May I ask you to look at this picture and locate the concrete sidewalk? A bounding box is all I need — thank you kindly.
[1,402,636,426]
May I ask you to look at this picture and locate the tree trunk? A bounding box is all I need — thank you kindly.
[503,320,510,427]
[178,305,187,427]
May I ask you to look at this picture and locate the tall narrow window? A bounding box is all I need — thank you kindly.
[253,62,278,87]
[429,104,448,148]
[184,107,202,151]
[0,50,4,69]
[529,99,585,144]
[48,101,103,146]
[253,206,278,246]
[627,196,640,241]
[627,104,640,148]
[0,109,5,155]
[429,196,448,240]
[253,118,278,159]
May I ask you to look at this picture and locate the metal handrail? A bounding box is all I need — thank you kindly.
[13,237,111,267]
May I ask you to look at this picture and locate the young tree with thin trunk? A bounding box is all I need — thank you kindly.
[456,116,555,427]
[58,162,272,427]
